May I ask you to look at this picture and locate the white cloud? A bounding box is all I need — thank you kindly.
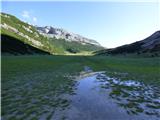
[22,11,30,18]
[21,10,38,24]
[33,17,37,22]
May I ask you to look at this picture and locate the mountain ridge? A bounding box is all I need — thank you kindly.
[0,12,103,55]
[95,31,160,57]
[36,26,101,46]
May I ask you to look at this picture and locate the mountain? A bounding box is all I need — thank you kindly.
[36,26,100,46]
[0,12,103,55]
[95,31,160,57]
[1,34,50,55]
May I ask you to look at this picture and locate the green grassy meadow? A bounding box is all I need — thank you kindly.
[1,55,160,119]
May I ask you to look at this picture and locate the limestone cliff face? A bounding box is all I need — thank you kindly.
[36,26,101,46]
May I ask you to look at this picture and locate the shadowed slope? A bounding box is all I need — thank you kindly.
[95,31,160,56]
[1,34,50,55]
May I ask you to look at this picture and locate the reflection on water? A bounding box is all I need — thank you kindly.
[63,70,160,120]
[96,72,160,117]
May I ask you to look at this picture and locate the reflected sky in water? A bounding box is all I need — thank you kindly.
[63,71,160,120]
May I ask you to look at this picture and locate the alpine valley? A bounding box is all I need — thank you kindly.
[1,10,160,120]
[1,12,103,55]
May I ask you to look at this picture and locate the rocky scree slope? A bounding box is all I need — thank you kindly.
[36,26,100,46]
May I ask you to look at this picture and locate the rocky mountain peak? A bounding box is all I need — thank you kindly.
[36,26,101,46]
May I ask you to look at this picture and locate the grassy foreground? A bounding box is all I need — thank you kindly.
[1,55,160,119]
[2,55,83,120]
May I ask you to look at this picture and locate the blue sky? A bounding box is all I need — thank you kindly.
[1,1,159,48]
